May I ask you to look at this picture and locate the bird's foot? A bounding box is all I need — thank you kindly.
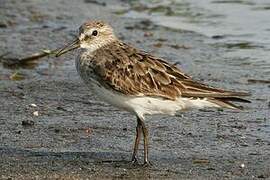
[131,156,139,166]
[143,160,152,167]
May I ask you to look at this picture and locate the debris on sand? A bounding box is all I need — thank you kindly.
[169,44,191,49]
[22,120,35,126]
[84,0,106,6]
[247,79,270,84]
[1,49,60,68]
[9,72,25,81]
[153,42,163,48]
[192,159,210,164]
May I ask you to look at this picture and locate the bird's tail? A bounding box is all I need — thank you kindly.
[207,96,251,110]
[181,91,251,110]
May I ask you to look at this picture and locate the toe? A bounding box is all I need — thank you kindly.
[131,156,139,165]
[143,161,152,167]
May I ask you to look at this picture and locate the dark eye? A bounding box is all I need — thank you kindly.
[92,30,98,36]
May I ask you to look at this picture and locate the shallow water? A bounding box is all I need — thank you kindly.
[125,0,270,74]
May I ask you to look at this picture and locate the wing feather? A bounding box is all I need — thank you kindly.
[92,41,250,104]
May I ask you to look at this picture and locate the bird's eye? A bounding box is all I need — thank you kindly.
[92,30,98,36]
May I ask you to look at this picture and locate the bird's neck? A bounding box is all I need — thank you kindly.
[85,39,120,54]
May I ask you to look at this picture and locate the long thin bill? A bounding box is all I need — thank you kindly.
[55,38,80,57]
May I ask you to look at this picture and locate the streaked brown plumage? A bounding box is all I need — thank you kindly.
[56,20,250,165]
[80,40,250,109]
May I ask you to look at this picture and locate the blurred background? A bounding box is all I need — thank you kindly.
[0,0,269,179]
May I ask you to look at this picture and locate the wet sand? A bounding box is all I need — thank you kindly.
[0,0,269,179]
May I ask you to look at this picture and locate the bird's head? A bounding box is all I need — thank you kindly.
[56,20,116,57]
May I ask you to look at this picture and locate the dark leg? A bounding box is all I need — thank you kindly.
[139,117,150,166]
[131,117,142,163]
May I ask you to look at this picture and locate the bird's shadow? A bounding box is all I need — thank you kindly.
[0,147,150,169]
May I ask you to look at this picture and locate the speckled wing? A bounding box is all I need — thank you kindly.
[92,41,250,102]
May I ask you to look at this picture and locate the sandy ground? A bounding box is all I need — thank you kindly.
[0,0,269,179]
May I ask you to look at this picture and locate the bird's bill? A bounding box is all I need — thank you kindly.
[55,38,80,57]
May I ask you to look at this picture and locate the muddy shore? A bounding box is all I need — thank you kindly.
[0,0,269,179]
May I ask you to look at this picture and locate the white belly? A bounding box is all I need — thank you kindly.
[88,80,219,118]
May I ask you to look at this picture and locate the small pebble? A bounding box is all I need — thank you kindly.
[153,42,162,48]
[240,163,245,168]
[54,128,60,133]
[15,130,21,134]
[258,174,266,178]
[30,103,37,107]
[85,128,92,134]
[33,111,39,116]
[0,22,8,28]
[144,32,153,37]
[212,35,225,39]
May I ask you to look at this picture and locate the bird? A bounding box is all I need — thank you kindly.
[55,20,250,166]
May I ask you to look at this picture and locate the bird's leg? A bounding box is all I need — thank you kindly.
[131,117,142,164]
[140,117,151,166]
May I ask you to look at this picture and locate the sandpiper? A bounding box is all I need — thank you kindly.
[56,20,250,165]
